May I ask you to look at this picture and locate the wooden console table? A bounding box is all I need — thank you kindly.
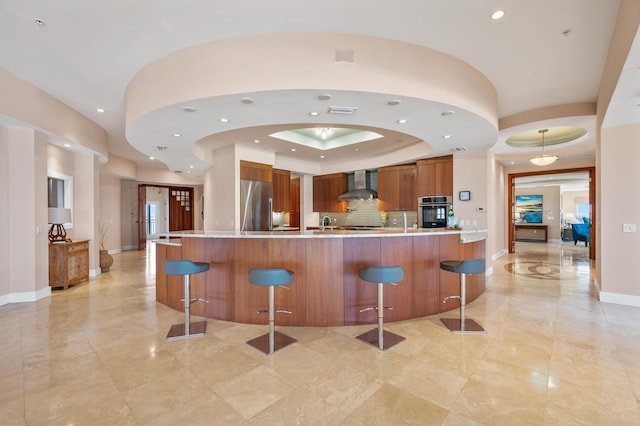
[515,224,548,242]
[49,240,89,289]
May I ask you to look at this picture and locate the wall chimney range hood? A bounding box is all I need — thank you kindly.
[338,170,377,201]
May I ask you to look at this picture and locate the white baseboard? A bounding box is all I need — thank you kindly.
[492,249,508,261]
[122,245,138,251]
[0,286,51,307]
[89,268,100,278]
[599,291,640,308]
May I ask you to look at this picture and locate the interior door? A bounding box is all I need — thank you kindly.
[138,185,147,250]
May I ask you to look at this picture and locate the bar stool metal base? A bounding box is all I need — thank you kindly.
[247,330,297,355]
[166,320,207,340]
[356,328,405,350]
[440,318,486,334]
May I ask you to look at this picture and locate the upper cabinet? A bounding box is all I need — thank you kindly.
[417,155,453,197]
[313,173,348,212]
[377,164,417,211]
[240,160,272,182]
[272,168,290,212]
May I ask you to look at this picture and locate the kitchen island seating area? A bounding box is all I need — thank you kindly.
[163,260,211,340]
[155,229,487,331]
[356,266,406,351]
[246,268,297,355]
[440,259,487,334]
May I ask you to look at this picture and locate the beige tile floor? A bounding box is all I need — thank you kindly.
[1,241,640,425]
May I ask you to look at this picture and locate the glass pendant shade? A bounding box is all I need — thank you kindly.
[530,128,557,166]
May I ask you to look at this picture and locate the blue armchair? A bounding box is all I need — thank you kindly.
[572,223,590,246]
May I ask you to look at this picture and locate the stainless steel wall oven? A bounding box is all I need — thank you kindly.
[418,196,452,228]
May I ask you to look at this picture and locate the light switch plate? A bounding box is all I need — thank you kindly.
[623,224,636,232]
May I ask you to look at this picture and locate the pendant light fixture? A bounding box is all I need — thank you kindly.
[529,128,558,166]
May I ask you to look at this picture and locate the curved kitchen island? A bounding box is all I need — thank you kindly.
[155,229,486,327]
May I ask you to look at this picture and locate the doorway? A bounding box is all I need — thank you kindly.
[137,184,194,249]
[508,167,595,260]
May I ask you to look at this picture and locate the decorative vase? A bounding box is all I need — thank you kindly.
[100,249,113,272]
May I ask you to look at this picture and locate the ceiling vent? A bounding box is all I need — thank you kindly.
[156,145,168,151]
[328,106,357,115]
[452,146,467,152]
[335,49,355,63]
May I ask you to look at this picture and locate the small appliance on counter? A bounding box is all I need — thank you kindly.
[418,195,452,228]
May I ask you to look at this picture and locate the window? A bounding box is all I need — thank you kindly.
[576,203,590,221]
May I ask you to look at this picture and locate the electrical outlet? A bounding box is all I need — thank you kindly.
[623,224,636,232]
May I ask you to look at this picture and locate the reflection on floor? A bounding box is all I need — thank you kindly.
[1,242,639,425]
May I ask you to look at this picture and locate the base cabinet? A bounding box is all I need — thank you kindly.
[49,240,89,289]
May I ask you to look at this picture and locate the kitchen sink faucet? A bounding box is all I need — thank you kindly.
[321,215,332,232]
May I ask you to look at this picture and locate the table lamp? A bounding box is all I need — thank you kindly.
[48,208,71,242]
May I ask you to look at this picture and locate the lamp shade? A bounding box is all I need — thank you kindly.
[529,155,558,166]
[48,208,71,224]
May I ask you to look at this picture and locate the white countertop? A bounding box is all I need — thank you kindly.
[157,228,487,240]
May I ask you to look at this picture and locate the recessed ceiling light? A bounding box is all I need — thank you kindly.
[442,134,453,139]
[355,148,359,152]
[291,148,296,152]
[241,97,254,104]
[254,139,260,143]
[318,94,332,100]
[63,143,71,147]
[34,19,46,26]
[190,165,194,169]
[491,10,505,20]
[388,100,401,106]
[172,133,181,137]
[219,118,229,123]
[397,119,407,124]
[96,108,105,113]
[182,106,196,113]
[309,111,319,116]
[149,156,155,160]
[187,171,191,174]
[320,155,325,159]
[441,110,455,116]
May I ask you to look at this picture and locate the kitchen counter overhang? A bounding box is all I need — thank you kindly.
[154,229,487,327]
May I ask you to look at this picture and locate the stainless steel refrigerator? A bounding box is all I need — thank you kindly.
[240,179,273,231]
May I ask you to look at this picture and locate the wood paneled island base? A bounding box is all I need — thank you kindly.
[155,231,486,326]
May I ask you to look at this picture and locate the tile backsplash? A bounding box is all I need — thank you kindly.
[320,200,417,228]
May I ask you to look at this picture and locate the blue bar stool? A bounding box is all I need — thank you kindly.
[356,266,405,350]
[164,260,210,340]
[246,268,297,355]
[440,259,486,334]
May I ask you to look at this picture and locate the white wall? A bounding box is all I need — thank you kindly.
[99,172,123,253]
[0,126,50,305]
[600,123,640,302]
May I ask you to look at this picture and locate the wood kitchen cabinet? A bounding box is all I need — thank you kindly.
[289,176,300,227]
[240,160,272,182]
[272,168,290,212]
[49,240,89,289]
[417,155,453,196]
[313,173,348,212]
[377,164,417,211]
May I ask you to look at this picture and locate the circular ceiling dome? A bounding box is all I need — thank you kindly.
[506,126,587,148]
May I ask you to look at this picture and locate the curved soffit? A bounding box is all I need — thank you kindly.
[125,33,499,176]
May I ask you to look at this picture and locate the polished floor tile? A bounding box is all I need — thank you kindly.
[1,241,639,425]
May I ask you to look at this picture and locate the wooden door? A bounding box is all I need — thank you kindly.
[138,185,147,250]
